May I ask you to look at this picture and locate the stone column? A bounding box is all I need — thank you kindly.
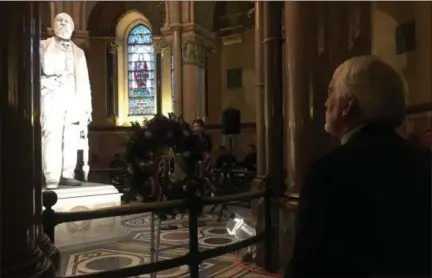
[154,36,167,115]
[106,41,119,121]
[0,2,55,277]
[274,2,317,271]
[170,2,183,117]
[255,1,284,272]
[284,2,314,192]
[264,2,284,194]
[172,27,183,116]
[181,34,210,123]
[254,2,266,175]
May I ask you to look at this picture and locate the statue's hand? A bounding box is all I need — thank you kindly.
[55,72,72,87]
[41,75,60,90]
[79,113,91,127]
[55,74,66,87]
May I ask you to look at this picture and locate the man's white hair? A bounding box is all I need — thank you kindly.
[333,55,406,128]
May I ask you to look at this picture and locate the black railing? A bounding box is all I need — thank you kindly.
[42,178,273,278]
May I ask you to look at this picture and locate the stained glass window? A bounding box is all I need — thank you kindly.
[127,24,155,116]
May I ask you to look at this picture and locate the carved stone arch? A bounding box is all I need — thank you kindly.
[87,1,165,37]
[212,1,254,35]
[85,1,98,30]
[194,1,215,31]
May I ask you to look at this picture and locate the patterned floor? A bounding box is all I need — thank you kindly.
[58,207,276,277]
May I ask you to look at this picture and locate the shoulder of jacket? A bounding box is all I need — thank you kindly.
[309,146,347,172]
[73,43,85,54]
[40,38,51,49]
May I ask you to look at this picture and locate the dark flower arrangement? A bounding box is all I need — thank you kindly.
[113,113,207,208]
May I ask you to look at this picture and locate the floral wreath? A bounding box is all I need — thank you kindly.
[114,113,207,204]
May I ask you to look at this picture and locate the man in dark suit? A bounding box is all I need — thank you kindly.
[241,144,257,172]
[192,118,213,153]
[285,56,431,278]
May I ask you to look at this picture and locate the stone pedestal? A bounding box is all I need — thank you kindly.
[46,183,124,248]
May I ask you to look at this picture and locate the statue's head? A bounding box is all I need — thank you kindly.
[53,13,74,40]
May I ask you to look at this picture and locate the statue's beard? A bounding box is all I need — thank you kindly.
[55,26,72,40]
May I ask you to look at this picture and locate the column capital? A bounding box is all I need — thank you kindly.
[182,34,215,67]
[152,36,170,53]
[107,40,120,54]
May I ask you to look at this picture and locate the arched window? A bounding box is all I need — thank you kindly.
[127,24,155,116]
[115,11,173,125]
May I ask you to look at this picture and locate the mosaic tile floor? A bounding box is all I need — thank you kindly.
[58,207,275,277]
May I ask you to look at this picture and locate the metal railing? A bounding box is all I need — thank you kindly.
[42,179,273,278]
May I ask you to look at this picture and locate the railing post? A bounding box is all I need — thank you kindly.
[263,176,272,271]
[187,179,203,278]
[42,190,58,243]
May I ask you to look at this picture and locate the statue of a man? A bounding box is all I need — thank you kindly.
[41,13,92,189]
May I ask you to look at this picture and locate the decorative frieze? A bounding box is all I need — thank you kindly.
[182,35,214,67]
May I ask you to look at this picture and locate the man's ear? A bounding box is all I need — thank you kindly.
[341,97,356,117]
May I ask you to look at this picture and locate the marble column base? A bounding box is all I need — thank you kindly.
[254,196,296,272]
[249,176,266,223]
[0,248,55,278]
[38,232,60,270]
[46,183,124,248]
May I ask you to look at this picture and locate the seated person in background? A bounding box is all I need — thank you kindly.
[215,146,237,169]
[240,144,257,172]
[399,130,432,157]
[191,118,212,153]
[285,56,431,278]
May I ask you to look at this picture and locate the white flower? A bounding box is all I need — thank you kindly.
[144,130,152,138]
[139,161,154,168]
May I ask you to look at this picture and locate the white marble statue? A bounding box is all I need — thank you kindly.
[41,13,92,188]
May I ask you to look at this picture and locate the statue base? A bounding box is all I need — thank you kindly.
[46,183,125,249]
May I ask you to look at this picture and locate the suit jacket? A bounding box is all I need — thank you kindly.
[285,124,431,278]
[202,133,213,153]
[40,37,92,127]
[241,152,257,172]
